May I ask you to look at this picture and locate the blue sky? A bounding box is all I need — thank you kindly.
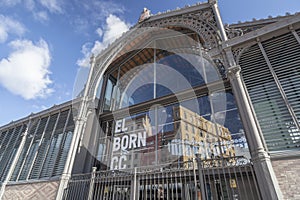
[0,0,299,126]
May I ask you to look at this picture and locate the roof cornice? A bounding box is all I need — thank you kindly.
[223,13,300,48]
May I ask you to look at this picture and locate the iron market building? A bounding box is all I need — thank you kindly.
[0,1,300,199]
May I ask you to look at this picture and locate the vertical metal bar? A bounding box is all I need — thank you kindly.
[196,154,206,200]
[111,172,116,200]
[155,171,158,200]
[93,173,98,200]
[133,167,137,200]
[150,172,154,200]
[145,172,148,200]
[232,163,242,200]
[211,164,218,199]
[100,171,106,200]
[88,167,96,200]
[216,165,225,200]
[123,172,126,200]
[170,171,174,200]
[221,158,231,199]
[161,169,165,200]
[226,161,235,200]
[151,171,154,199]
[238,164,248,200]
[193,159,198,200]
[291,29,300,45]
[249,163,262,200]
[203,166,209,200]
[186,165,191,199]
[107,172,112,200]
[100,173,104,200]
[179,169,183,199]
[140,172,144,200]
[175,171,179,200]
[165,170,168,200]
[100,172,105,200]
[245,164,255,199]
[153,41,157,99]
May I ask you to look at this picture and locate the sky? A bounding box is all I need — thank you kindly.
[0,0,299,126]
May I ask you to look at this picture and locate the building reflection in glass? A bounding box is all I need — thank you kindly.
[98,97,248,170]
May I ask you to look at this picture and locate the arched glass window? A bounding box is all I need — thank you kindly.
[100,31,222,112]
[95,28,249,170]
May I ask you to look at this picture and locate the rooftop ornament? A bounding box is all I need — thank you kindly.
[138,7,151,23]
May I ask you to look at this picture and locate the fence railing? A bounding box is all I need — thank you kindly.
[62,156,261,200]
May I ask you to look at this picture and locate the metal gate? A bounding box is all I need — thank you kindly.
[62,156,261,200]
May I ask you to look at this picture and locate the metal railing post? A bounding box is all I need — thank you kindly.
[132,167,138,200]
[88,167,97,200]
[196,154,206,200]
[193,158,198,200]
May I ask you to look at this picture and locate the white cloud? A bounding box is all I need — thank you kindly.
[24,0,35,11]
[69,0,125,34]
[96,28,103,37]
[0,39,53,99]
[0,0,21,6]
[34,11,49,22]
[0,15,26,43]
[77,14,130,67]
[40,0,63,13]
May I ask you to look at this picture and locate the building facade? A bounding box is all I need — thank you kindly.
[0,1,300,199]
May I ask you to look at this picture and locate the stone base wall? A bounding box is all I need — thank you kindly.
[3,181,59,200]
[272,158,300,200]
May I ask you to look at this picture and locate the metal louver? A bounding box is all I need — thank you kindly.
[10,120,39,181]
[52,111,74,177]
[18,117,48,180]
[239,30,300,151]
[0,126,23,182]
[40,109,69,178]
[29,113,58,179]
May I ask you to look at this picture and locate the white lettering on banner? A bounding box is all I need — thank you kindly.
[115,119,128,133]
[138,132,146,147]
[111,117,147,170]
[112,132,146,152]
[129,133,137,149]
[113,137,121,151]
[110,155,127,170]
[121,135,129,150]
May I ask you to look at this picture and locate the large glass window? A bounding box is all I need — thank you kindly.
[96,28,248,170]
[101,32,222,112]
[97,90,248,170]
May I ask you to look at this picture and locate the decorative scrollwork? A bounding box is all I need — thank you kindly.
[213,59,226,79]
[140,8,221,50]
[225,25,244,39]
[201,156,251,168]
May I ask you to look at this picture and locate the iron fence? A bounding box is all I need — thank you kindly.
[62,156,261,200]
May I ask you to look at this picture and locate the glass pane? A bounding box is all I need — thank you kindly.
[103,74,117,111]
[100,34,223,110]
[156,53,205,98]
[97,90,249,170]
[119,64,155,108]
